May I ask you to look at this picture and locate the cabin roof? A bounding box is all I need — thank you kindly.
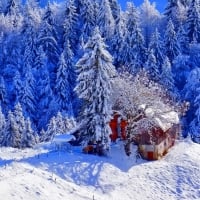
[143,105,179,132]
[52,134,75,143]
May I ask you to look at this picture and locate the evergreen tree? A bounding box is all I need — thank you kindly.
[121,2,146,73]
[183,67,200,125]
[55,49,74,116]
[98,0,115,42]
[186,0,200,43]
[21,117,37,148]
[38,2,59,80]
[21,4,39,76]
[45,116,57,142]
[20,64,36,123]
[34,47,55,130]
[110,13,124,69]
[4,0,23,29]
[13,71,23,105]
[164,0,187,27]
[63,0,78,54]
[75,27,116,145]
[0,106,6,146]
[160,56,175,92]
[149,28,165,71]
[108,0,121,21]
[164,19,180,63]
[177,23,190,54]
[0,75,8,112]
[5,0,20,16]
[6,103,26,148]
[173,54,190,90]
[78,0,96,43]
[145,49,160,82]
[190,85,200,142]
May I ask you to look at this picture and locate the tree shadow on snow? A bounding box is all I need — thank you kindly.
[3,143,146,192]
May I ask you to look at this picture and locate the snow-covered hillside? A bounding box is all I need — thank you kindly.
[0,139,199,200]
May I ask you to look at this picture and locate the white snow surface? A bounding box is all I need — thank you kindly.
[0,139,199,200]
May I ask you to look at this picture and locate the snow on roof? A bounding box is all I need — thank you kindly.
[144,106,179,132]
[52,134,76,143]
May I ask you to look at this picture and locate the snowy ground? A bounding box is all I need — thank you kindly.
[0,138,199,200]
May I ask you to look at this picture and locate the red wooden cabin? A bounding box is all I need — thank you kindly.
[137,124,180,160]
[109,112,127,142]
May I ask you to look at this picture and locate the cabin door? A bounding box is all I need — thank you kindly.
[147,152,154,160]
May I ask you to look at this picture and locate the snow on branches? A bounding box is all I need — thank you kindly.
[111,70,180,137]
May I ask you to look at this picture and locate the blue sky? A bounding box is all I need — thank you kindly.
[36,0,167,13]
[118,0,167,12]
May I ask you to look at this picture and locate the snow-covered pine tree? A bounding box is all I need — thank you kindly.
[4,110,14,147]
[108,0,121,23]
[5,103,26,148]
[45,112,76,142]
[173,54,190,90]
[20,64,36,124]
[13,71,23,105]
[109,11,124,69]
[38,2,59,83]
[183,67,200,127]
[77,0,96,44]
[177,23,189,55]
[21,117,37,148]
[121,2,146,73]
[164,19,180,63]
[45,116,57,142]
[21,3,39,76]
[164,0,187,27]
[34,46,55,130]
[160,56,175,92]
[75,27,116,146]
[145,49,160,82]
[185,0,200,43]
[149,28,165,71]
[4,0,23,29]
[0,75,8,112]
[63,0,78,55]
[4,0,20,16]
[190,86,200,143]
[0,106,6,146]
[97,0,115,43]
[55,48,74,117]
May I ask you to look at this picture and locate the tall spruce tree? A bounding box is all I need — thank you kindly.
[164,0,187,27]
[34,47,55,130]
[0,75,8,112]
[97,0,115,42]
[6,103,26,148]
[149,28,165,71]
[38,2,59,83]
[55,49,74,117]
[77,0,96,43]
[0,106,6,146]
[145,49,160,82]
[63,0,78,54]
[186,0,200,43]
[20,64,36,123]
[164,19,180,63]
[121,2,146,73]
[190,86,200,142]
[75,27,116,145]
[160,56,175,92]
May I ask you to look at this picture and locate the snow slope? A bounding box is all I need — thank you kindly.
[0,139,199,200]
